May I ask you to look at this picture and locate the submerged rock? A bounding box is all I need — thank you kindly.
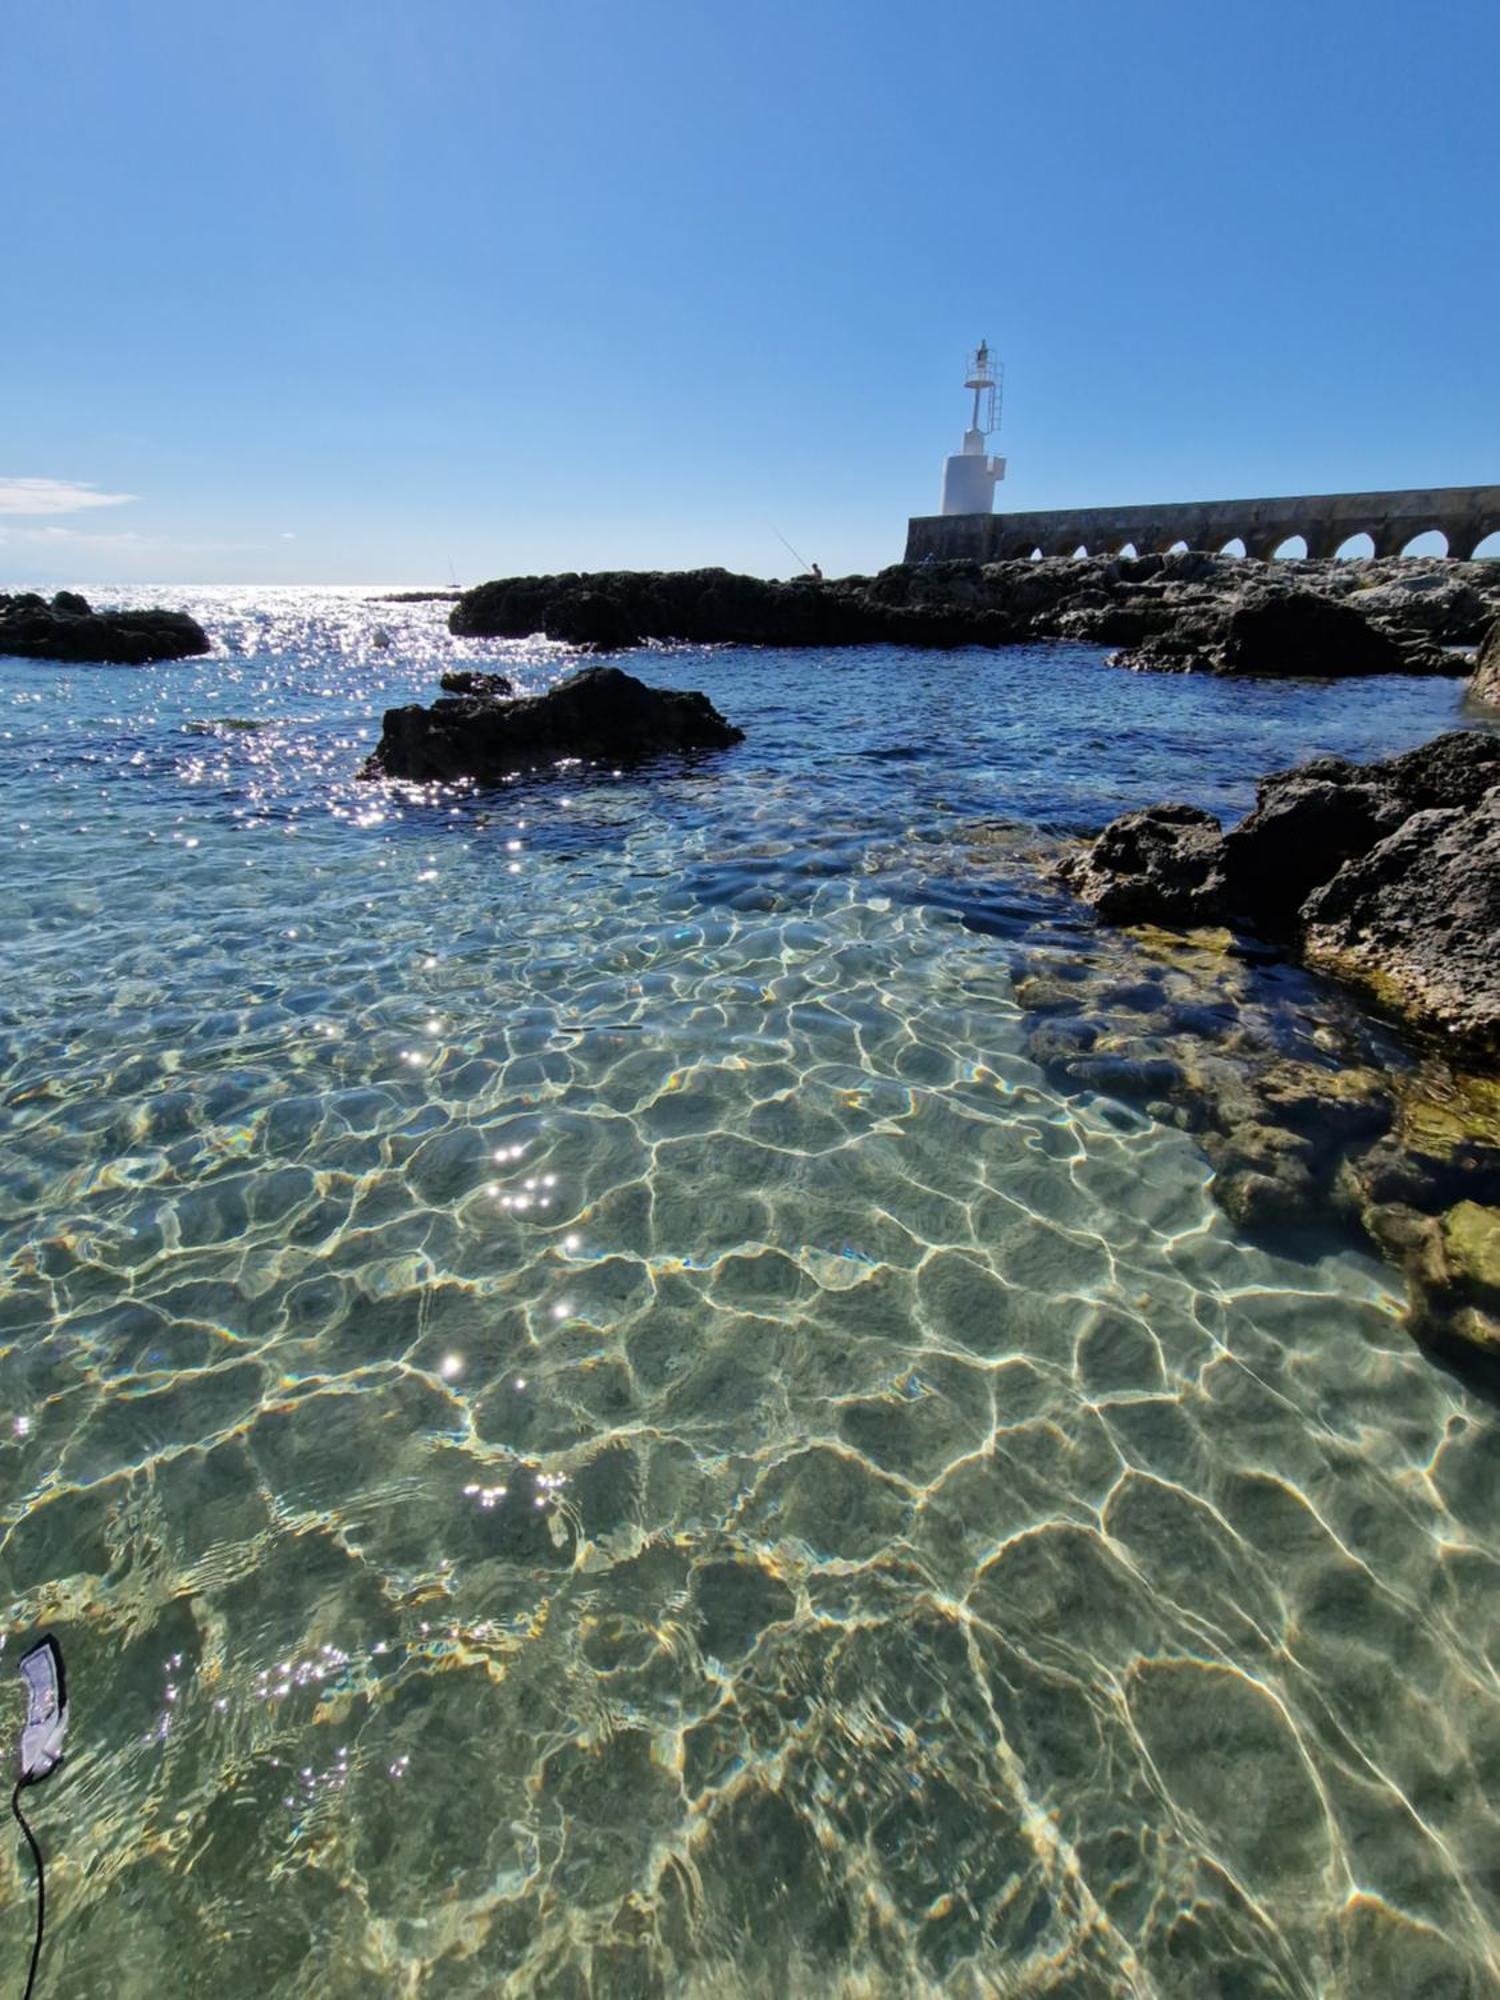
[1017,918,1500,1360]
[1042,729,1500,1357]
[0,590,211,665]
[363,663,743,784]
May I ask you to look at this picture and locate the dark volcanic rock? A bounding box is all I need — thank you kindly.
[1301,794,1500,1054]
[1222,773,1405,931]
[438,669,513,698]
[448,556,1500,664]
[0,591,211,665]
[1111,587,1439,677]
[363,664,743,785]
[1060,729,1500,1056]
[1060,804,1228,924]
[449,566,1010,652]
[541,590,643,650]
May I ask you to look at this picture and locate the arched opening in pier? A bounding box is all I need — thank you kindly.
[1117,543,1138,559]
[1471,532,1500,560]
[1219,538,1247,558]
[1166,540,1190,555]
[1335,533,1375,560]
[1400,530,1448,558]
[1272,535,1308,560]
[1029,546,1044,560]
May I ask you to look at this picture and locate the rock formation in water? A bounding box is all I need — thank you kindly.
[362,663,744,784]
[1106,589,1430,676]
[438,669,514,698]
[1061,730,1500,1055]
[447,553,1499,670]
[1049,730,1500,1355]
[0,590,211,665]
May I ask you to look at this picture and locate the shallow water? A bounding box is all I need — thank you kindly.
[2,588,1498,1996]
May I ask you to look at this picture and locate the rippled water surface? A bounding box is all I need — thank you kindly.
[3,588,1498,1996]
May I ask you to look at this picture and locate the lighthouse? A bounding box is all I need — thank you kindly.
[939,342,1006,516]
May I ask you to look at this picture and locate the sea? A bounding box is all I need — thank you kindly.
[2,586,1497,1996]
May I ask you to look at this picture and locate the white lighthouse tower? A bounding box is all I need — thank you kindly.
[939,341,1006,515]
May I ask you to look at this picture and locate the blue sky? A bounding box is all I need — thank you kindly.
[3,0,1497,584]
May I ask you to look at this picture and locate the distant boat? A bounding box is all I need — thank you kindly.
[371,626,393,649]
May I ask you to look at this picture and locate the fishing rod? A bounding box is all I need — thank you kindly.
[770,526,816,574]
[11,1635,67,1998]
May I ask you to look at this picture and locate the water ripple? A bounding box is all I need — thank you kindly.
[0,588,1496,1994]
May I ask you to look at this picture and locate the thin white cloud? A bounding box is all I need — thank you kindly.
[0,525,263,554]
[0,477,137,518]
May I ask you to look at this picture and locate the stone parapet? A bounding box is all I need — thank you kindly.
[907,485,1500,564]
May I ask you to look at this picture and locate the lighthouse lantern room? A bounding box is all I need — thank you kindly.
[939,342,1007,516]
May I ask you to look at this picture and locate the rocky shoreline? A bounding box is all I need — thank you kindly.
[0,590,210,664]
[1044,725,1500,1359]
[449,552,1500,671]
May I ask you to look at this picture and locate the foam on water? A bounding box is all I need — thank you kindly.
[1,588,1497,1995]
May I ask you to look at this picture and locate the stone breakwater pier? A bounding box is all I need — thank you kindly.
[907,483,1500,564]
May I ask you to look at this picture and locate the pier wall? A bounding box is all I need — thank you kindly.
[905,485,1500,564]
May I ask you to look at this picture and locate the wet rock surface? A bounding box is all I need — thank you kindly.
[438,668,513,698]
[0,590,211,665]
[363,663,744,785]
[1059,804,1227,924]
[1060,730,1500,1055]
[449,553,1499,667]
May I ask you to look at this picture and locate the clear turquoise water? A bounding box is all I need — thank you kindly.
[2,588,1498,1996]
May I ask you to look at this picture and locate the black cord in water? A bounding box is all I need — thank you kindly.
[10,1781,45,2000]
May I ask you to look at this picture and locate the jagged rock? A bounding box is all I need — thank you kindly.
[449,557,1500,662]
[1471,615,1500,706]
[1346,575,1493,644]
[1301,792,1500,1054]
[1059,803,1228,924]
[1110,587,1444,677]
[438,670,513,698]
[1066,732,1500,1027]
[363,664,743,785]
[1222,772,1405,931]
[0,591,210,665]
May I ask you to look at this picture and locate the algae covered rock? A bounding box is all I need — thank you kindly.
[1301,792,1500,1055]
